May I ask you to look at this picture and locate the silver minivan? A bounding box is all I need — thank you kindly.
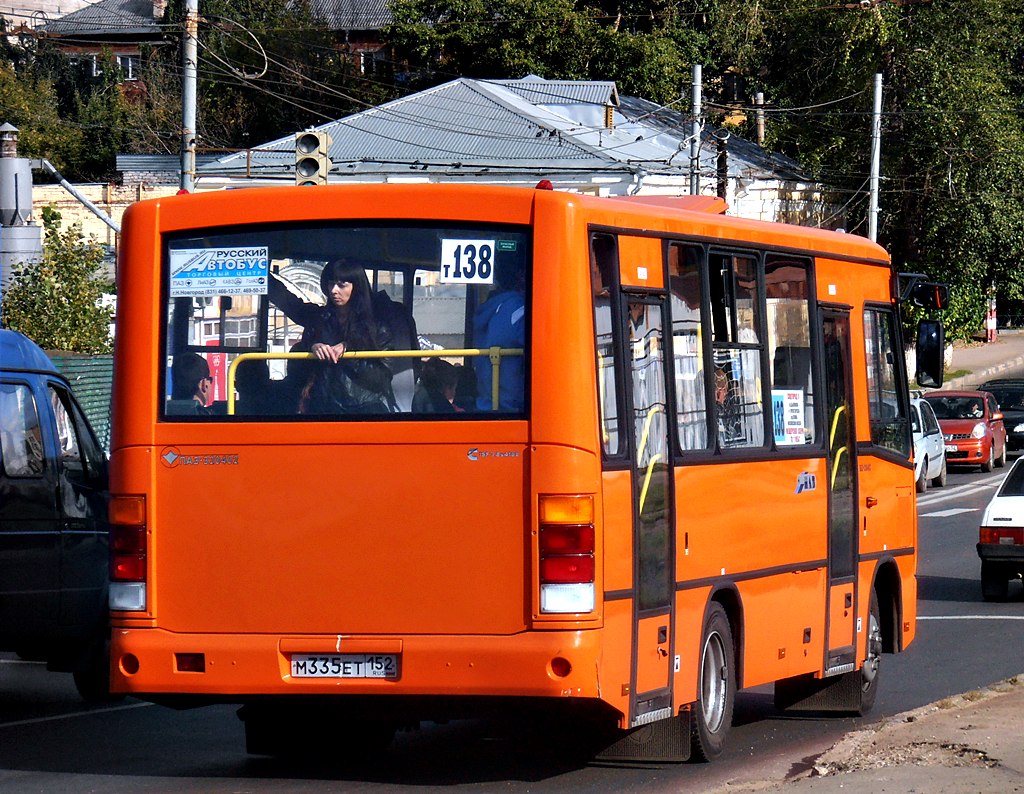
[911,391,947,492]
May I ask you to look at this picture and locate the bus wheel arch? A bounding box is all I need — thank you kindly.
[870,560,902,654]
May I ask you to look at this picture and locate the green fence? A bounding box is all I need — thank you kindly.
[49,353,114,452]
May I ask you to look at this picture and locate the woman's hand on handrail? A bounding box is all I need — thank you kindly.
[311,342,346,363]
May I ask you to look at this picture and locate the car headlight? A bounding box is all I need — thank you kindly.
[972,422,987,439]
[1015,423,1024,433]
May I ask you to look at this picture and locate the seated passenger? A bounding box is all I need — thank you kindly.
[166,352,213,416]
[412,359,463,414]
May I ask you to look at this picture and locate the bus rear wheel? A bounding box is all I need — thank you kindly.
[859,593,882,715]
[691,603,735,762]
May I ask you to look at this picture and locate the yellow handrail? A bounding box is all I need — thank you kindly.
[639,454,663,514]
[830,446,847,489]
[637,404,664,463]
[225,348,523,415]
[828,404,846,449]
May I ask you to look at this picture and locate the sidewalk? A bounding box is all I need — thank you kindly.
[943,329,1024,389]
[716,676,1024,792]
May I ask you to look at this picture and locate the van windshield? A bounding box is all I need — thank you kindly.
[160,221,531,421]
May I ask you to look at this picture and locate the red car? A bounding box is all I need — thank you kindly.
[923,390,1008,472]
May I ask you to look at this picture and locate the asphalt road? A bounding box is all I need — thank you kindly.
[1,465,1021,792]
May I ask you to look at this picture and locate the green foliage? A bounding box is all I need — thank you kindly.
[0,63,83,173]
[1,209,113,353]
[178,0,384,148]
[0,0,1022,340]
[386,0,706,102]
[702,0,1024,340]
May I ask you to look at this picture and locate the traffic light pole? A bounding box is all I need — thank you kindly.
[180,0,199,192]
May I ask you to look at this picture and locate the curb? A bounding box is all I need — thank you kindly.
[945,354,1024,390]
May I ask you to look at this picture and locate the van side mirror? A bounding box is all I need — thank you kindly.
[916,319,944,388]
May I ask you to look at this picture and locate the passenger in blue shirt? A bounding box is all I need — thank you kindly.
[473,265,526,412]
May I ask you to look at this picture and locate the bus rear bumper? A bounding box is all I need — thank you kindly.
[110,628,605,702]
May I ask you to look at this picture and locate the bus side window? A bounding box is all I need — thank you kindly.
[668,243,707,451]
[591,233,621,457]
[709,251,764,450]
[765,256,815,447]
[864,308,910,456]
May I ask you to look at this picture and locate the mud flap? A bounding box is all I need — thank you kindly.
[774,670,863,713]
[594,709,692,763]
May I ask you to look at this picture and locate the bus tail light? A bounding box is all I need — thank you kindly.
[538,495,595,614]
[109,495,148,611]
[980,526,1024,545]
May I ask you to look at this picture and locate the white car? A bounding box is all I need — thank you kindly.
[911,393,946,492]
[978,455,1024,600]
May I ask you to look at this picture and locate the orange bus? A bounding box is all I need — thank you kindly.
[108,183,944,761]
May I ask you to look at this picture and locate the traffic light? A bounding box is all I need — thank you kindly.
[294,130,332,186]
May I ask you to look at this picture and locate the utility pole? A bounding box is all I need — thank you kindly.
[180,0,199,192]
[868,72,882,242]
[690,64,702,196]
[754,92,765,148]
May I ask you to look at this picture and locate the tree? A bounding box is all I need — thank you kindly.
[385,0,707,103]
[0,62,83,175]
[1,208,113,353]
[159,0,391,150]
[703,0,1024,339]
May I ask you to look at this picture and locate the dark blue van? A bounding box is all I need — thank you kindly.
[0,330,111,699]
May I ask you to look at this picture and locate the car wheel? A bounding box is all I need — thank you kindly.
[931,458,947,488]
[996,442,1007,468]
[981,561,1009,602]
[915,459,928,493]
[981,444,995,473]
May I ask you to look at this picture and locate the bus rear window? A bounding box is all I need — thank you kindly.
[161,222,530,420]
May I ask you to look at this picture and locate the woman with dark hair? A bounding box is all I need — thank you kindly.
[269,259,397,414]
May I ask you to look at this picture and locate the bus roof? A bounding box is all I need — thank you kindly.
[135,184,890,266]
[0,330,58,375]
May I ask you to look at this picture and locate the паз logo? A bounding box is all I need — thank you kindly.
[161,447,180,467]
[795,472,817,494]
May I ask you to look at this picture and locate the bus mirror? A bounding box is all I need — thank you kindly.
[916,319,944,388]
[907,281,949,311]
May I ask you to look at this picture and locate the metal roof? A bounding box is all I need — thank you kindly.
[487,76,619,107]
[40,0,159,37]
[196,76,811,188]
[41,0,390,38]
[309,0,391,29]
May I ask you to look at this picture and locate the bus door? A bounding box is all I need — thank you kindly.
[821,309,858,673]
[624,296,675,725]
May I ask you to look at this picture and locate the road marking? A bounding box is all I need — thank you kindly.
[918,479,1003,506]
[0,701,152,729]
[919,615,1024,621]
[919,507,978,517]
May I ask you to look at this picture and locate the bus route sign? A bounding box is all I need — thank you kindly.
[169,246,270,298]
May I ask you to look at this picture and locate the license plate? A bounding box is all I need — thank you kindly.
[290,654,399,679]
[944,445,957,452]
